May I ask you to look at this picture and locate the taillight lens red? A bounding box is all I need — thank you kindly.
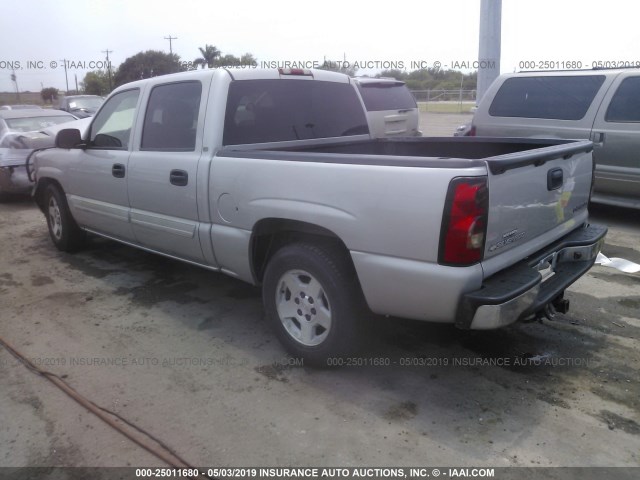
[439,177,488,266]
[466,125,476,136]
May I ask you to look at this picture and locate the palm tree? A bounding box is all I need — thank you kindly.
[194,45,221,69]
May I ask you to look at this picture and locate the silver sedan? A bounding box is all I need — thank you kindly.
[0,109,80,199]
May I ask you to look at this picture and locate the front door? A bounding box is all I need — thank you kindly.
[65,88,141,241]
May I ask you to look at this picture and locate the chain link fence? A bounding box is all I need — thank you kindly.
[411,89,477,102]
[410,89,477,113]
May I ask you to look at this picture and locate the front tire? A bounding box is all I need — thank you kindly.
[44,184,85,252]
[262,242,364,366]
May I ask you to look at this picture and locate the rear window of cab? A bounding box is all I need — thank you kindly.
[489,75,605,120]
[223,79,368,145]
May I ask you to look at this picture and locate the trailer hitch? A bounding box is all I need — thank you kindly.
[535,295,570,322]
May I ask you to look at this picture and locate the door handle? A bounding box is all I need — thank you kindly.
[112,163,125,178]
[591,131,605,146]
[547,168,564,191]
[170,169,188,186]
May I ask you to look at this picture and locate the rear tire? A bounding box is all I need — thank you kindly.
[262,242,365,367]
[44,184,85,252]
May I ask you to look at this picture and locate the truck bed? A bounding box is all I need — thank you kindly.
[221,137,594,174]
[219,135,596,276]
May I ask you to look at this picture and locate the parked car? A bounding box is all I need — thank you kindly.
[32,68,605,364]
[0,112,85,200]
[352,77,421,137]
[58,95,105,118]
[469,68,640,209]
[1,116,92,149]
[0,104,43,110]
[0,109,77,140]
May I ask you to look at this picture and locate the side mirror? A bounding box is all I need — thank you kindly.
[55,128,83,149]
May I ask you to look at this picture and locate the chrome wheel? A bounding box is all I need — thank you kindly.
[48,196,63,240]
[275,269,332,346]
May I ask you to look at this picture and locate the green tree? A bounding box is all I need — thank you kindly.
[218,54,241,68]
[377,69,407,81]
[381,68,478,92]
[81,70,111,95]
[193,44,221,69]
[114,50,185,87]
[239,53,258,67]
[216,53,258,68]
[40,87,58,103]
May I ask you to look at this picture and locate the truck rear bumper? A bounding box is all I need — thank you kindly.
[457,224,607,330]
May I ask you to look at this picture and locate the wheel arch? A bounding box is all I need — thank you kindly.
[33,177,64,213]
[249,218,355,285]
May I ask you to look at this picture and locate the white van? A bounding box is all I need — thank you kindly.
[469,69,640,209]
[352,77,421,137]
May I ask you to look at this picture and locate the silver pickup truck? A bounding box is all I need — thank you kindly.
[32,68,606,365]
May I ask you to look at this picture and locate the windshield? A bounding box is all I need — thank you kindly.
[5,115,76,132]
[68,97,104,110]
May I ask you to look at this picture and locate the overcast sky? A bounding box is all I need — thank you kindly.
[1,0,639,92]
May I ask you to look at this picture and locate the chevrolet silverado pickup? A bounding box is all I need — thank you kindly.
[32,68,607,365]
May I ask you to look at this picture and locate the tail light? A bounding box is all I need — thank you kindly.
[465,125,476,136]
[439,177,488,266]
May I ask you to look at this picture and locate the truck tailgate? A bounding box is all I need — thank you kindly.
[482,140,594,269]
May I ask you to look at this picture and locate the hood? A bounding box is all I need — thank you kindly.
[69,107,97,118]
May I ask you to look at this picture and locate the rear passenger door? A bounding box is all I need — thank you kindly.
[127,80,207,262]
[591,73,640,199]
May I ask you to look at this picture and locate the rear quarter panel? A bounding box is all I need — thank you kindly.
[208,154,487,321]
[209,155,485,262]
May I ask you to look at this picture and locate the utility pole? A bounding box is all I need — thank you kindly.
[164,35,177,55]
[75,74,79,93]
[11,70,20,101]
[102,48,113,91]
[60,58,70,93]
[477,0,502,105]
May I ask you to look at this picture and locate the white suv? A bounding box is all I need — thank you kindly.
[353,77,421,137]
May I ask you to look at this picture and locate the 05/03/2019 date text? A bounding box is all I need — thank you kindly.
[325,357,451,367]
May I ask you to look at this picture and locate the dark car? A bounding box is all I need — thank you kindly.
[58,95,104,118]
